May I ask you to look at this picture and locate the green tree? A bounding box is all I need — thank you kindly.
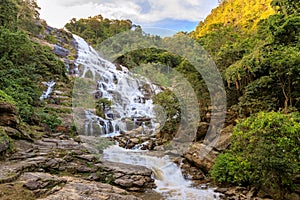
[0,0,18,30]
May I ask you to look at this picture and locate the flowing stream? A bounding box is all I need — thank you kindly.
[104,145,220,200]
[73,35,220,199]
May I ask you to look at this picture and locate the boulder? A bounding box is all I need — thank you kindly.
[196,122,209,141]
[94,160,156,191]
[183,143,219,172]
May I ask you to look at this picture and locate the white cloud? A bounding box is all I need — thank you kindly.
[36,0,218,29]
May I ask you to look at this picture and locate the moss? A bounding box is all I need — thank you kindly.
[0,128,14,153]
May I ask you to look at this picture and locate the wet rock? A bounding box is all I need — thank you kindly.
[53,45,69,57]
[98,160,155,191]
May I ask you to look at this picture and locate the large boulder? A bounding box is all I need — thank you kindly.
[183,143,219,172]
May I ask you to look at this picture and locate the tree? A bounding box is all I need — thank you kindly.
[0,0,18,30]
[271,0,300,16]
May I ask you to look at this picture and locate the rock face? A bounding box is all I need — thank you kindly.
[0,103,19,127]
[53,45,69,57]
[183,143,219,172]
[98,161,155,191]
[18,173,141,200]
[0,131,155,199]
[183,125,233,172]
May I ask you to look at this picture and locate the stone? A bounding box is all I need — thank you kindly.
[196,122,209,140]
[20,172,67,195]
[183,143,219,172]
[214,125,233,151]
[53,45,69,57]
[98,160,155,191]
[23,180,41,190]
[40,177,141,200]
[44,159,59,169]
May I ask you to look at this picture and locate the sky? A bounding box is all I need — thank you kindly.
[36,0,219,35]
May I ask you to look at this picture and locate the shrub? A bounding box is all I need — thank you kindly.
[211,111,300,199]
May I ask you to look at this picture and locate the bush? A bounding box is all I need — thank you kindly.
[211,111,300,199]
[0,90,15,105]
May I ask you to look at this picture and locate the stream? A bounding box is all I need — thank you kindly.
[104,145,220,200]
[72,34,221,199]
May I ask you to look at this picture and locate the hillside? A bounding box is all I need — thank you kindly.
[0,0,299,199]
[192,0,274,37]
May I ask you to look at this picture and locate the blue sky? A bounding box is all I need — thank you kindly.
[37,0,219,34]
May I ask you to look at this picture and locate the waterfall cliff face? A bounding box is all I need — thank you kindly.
[72,35,160,136]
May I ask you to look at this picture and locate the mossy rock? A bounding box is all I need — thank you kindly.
[0,128,12,154]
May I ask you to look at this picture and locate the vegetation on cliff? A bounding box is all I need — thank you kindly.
[194,0,300,197]
[0,0,67,125]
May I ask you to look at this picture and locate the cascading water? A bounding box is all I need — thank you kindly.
[73,34,160,136]
[72,35,221,199]
[104,145,220,200]
[40,80,56,101]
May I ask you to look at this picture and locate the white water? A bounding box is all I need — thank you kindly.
[40,80,56,101]
[73,35,220,199]
[104,145,220,200]
[73,35,161,136]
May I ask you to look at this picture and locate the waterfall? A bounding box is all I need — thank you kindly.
[104,145,221,200]
[40,80,56,101]
[73,35,221,199]
[72,35,161,136]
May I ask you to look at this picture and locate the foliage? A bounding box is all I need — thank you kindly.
[0,0,18,31]
[16,0,43,35]
[211,111,300,199]
[40,112,62,132]
[153,90,181,140]
[0,90,16,105]
[192,0,274,38]
[65,15,133,45]
[0,27,66,122]
[95,98,112,119]
[225,12,300,115]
